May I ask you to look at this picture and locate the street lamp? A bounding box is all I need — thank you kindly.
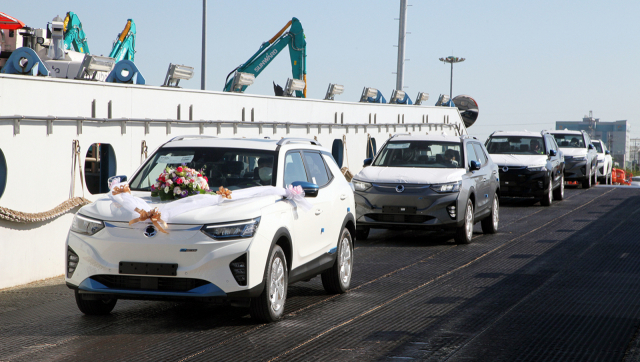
[439,56,465,100]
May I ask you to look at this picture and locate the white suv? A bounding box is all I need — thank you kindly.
[65,136,356,322]
[592,139,613,184]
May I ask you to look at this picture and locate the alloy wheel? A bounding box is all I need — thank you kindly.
[465,202,473,240]
[339,237,352,284]
[492,196,499,230]
[269,257,285,312]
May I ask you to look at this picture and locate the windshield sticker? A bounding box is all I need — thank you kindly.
[387,143,411,149]
[491,138,508,143]
[157,155,194,164]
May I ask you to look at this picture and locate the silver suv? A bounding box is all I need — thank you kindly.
[352,134,499,244]
[550,130,598,188]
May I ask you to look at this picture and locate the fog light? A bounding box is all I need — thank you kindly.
[447,205,457,219]
[537,181,544,189]
[67,247,79,278]
[230,254,247,286]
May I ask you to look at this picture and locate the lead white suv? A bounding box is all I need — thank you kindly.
[592,139,613,184]
[65,136,356,322]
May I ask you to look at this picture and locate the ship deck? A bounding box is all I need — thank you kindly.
[1,186,640,361]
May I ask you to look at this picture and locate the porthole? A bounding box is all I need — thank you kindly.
[367,137,377,158]
[85,143,117,194]
[0,148,7,199]
[331,139,344,168]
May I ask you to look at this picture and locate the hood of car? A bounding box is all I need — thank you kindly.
[354,166,466,184]
[79,192,276,224]
[558,148,587,157]
[490,154,548,167]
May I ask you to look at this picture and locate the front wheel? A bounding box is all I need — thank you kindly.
[250,245,288,323]
[74,290,117,315]
[481,194,499,234]
[454,199,474,244]
[582,171,592,189]
[322,227,353,294]
[540,178,553,206]
[553,174,565,200]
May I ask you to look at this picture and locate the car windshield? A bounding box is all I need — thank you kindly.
[593,142,603,153]
[129,147,277,191]
[486,136,546,155]
[373,141,464,168]
[553,134,585,148]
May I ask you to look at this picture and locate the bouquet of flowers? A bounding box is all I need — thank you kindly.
[151,165,211,200]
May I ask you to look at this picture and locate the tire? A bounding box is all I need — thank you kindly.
[553,174,565,201]
[582,171,591,189]
[540,178,553,206]
[454,199,474,244]
[250,245,288,323]
[321,227,353,294]
[592,164,598,185]
[355,227,370,241]
[74,290,117,315]
[481,194,499,234]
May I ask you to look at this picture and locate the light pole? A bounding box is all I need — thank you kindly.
[201,0,207,90]
[439,56,465,100]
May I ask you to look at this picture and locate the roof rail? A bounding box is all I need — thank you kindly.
[390,133,412,138]
[276,138,322,146]
[168,135,218,142]
[489,130,502,137]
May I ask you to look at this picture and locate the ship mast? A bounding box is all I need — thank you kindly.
[395,0,408,91]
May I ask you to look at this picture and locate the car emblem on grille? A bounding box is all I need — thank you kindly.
[396,185,405,193]
[502,166,509,172]
[144,225,157,238]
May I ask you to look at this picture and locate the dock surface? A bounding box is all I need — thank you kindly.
[2,187,640,361]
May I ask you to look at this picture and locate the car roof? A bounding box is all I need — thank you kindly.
[490,131,543,138]
[550,129,583,135]
[162,136,326,152]
[389,134,463,143]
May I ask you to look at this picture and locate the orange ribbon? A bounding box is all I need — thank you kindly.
[217,186,232,199]
[112,184,131,195]
[129,207,168,234]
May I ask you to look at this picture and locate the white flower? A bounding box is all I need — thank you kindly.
[166,179,173,186]
[164,186,170,193]
[174,187,182,194]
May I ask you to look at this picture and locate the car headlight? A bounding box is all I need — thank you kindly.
[70,214,105,235]
[353,180,372,192]
[527,165,547,172]
[201,217,261,240]
[431,181,461,193]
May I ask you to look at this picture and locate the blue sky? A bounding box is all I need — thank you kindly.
[3,0,639,141]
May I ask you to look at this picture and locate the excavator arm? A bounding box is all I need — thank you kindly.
[224,17,306,97]
[108,19,136,62]
[63,11,90,54]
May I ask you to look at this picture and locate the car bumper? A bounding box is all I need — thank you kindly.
[498,167,548,197]
[564,160,587,180]
[354,185,463,230]
[65,222,267,301]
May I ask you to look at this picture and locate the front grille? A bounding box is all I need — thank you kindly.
[91,275,209,292]
[366,213,434,223]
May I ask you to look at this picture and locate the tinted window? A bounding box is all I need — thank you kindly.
[472,143,488,165]
[486,136,545,155]
[303,152,330,186]
[373,141,463,168]
[0,148,6,199]
[553,134,585,148]
[593,141,603,153]
[466,143,479,167]
[331,139,344,168]
[284,152,308,186]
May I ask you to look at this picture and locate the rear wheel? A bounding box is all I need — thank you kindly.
[481,194,499,234]
[250,245,288,323]
[553,174,565,200]
[74,290,117,315]
[540,178,553,206]
[454,199,474,244]
[355,227,370,241]
[321,227,353,294]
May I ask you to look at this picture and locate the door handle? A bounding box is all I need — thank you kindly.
[315,209,323,215]
[340,194,346,200]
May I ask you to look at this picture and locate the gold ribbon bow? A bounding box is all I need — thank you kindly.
[112,184,131,195]
[129,207,168,234]
[217,186,232,199]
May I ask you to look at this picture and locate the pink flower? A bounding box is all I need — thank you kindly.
[288,185,304,196]
[177,166,183,172]
[173,187,182,194]
[176,178,183,185]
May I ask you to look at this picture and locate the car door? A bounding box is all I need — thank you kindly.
[302,151,335,253]
[471,142,492,213]
[465,142,487,214]
[544,135,561,186]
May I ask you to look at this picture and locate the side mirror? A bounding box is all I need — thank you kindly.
[469,160,481,171]
[588,144,595,150]
[549,149,557,157]
[363,158,373,167]
[291,181,319,198]
[605,150,611,155]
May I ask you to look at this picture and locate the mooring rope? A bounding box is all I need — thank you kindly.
[0,197,92,223]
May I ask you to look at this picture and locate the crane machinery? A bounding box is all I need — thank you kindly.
[108,19,136,62]
[223,17,306,97]
[62,11,90,54]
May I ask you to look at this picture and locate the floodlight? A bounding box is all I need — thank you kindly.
[414,92,429,105]
[390,89,406,103]
[435,94,452,106]
[360,87,378,102]
[76,54,116,80]
[284,78,305,97]
[324,83,344,100]
[230,71,255,92]
[163,63,195,87]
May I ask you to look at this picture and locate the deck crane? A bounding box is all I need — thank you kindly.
[224,17,307,97]
[62,12,90,54]
[108,19,136,62]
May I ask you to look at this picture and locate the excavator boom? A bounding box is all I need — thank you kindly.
[109,19,136,62]
[63,11,90,54]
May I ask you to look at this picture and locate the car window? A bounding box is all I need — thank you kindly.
[593,141,603,153]
[303,151,330,186]
[553,134,585,148]
[466,143,479,167]
[373,140,463,168]
[283,151,308,186]
[544,136,556,152]
[472,143,488,165]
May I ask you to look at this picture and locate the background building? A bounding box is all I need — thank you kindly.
[556,111,630,167]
